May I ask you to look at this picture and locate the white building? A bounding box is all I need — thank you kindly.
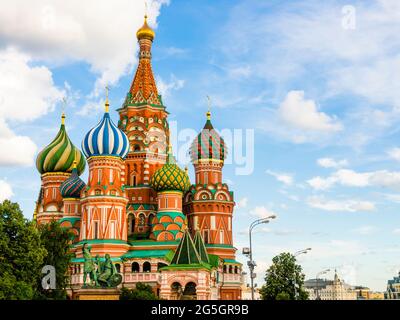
[305,271,357,300]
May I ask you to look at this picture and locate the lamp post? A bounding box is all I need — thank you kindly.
[293,248,311,300]
[315,268,330,300]
[244,215,276,300]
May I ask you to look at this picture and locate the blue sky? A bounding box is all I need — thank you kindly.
[0,0,400,291]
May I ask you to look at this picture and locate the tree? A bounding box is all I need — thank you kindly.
[0,200,47,299]
[120,282,159,300]
[259,252,309,300]
[35,221,74,300]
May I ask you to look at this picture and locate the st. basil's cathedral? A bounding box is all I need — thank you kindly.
[33,16,243,300]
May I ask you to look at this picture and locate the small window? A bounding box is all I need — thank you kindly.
[132,262,139,272]
[143,261,151,272]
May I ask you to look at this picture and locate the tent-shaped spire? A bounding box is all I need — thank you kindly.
[170,230,201,265]
[193,230,209,263]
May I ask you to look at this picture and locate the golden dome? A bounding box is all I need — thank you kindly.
[136,15,155,41]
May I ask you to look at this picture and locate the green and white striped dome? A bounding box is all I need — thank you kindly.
[36,114,85,175]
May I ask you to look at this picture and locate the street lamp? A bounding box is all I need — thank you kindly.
[315,268,330,300]
[293,248,312,300]
[244,215,276,300]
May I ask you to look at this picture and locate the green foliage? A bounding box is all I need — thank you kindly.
[0,200,47,300]
[120,282,159,300]
[259,252,309,300]
[35,221,74,300]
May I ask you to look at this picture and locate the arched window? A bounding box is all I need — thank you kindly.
[143,261,151,272]
[139,213,145,226]
[115,263,121,273]
[223,265,227,273]
[228,265,233,274]
[130,215,136,234]
[134,144,140,152]
[148,214,155,227]
[131,262,140,272]
[131,172,137,186]
[234,266,238,274]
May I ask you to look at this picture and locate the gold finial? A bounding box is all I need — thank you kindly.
[61,97,67,125]
[72,149,78,169]
[105,85,110,113]
[206,95,211,120]
[136,7,155,41]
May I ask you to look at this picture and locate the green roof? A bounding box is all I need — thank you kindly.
[170,230,201,265]
[122,249,172,259]
[206,243,235,249]
[160,262,212,271]
[193,230,209,264]
[208,254,221,268]
[129,240,179,246]
[223,259,242,265]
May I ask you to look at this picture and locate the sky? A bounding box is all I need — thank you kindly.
[0,0,399,291]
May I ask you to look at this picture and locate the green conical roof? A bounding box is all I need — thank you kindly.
[193,230,209,264]
[170,230,201,265]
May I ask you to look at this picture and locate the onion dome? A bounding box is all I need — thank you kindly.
[150,146,191,192]
[36,113,86,175]
[81,99,129,159]
[136,15,155,41]
[60,160,86,198]
[190,110,226,162]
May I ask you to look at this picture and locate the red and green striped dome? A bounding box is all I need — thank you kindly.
[190,111,226,162]
[36,114,85,175]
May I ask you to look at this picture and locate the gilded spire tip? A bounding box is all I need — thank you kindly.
[61,112,66,125]
[105,85,110,113]
[206,95,211,120]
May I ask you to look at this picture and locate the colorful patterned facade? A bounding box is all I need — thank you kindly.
[34,16,242,300]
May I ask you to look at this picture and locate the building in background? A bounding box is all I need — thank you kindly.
[352,286,384,300]
[385,271,400,300]
[305,271,357,300]
[33,15,242,300]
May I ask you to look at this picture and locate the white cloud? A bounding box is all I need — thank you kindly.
[0,0,169,96]
[393,228,400,235]
[0,120,37,166]
[278,91,343,133]
[352,225,378,235]
[387,148,400,161]
[0,48,63,166]
[0,179,13,201]
[317,157,348,169]
[0,48,63,122]
[266,169,293,186]
[307,169,400,190]
[249,206,278,219]
[156,74,185,98]
[307,196,376,212]
[236,197,248,209]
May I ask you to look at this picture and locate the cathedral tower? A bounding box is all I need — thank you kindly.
[79,98,130,257]
[35,113,85,224]
[184,111,236,260]
[117,16,169,239]
[149,145,190,241]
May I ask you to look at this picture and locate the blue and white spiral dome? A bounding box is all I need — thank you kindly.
[82,110,129,159]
